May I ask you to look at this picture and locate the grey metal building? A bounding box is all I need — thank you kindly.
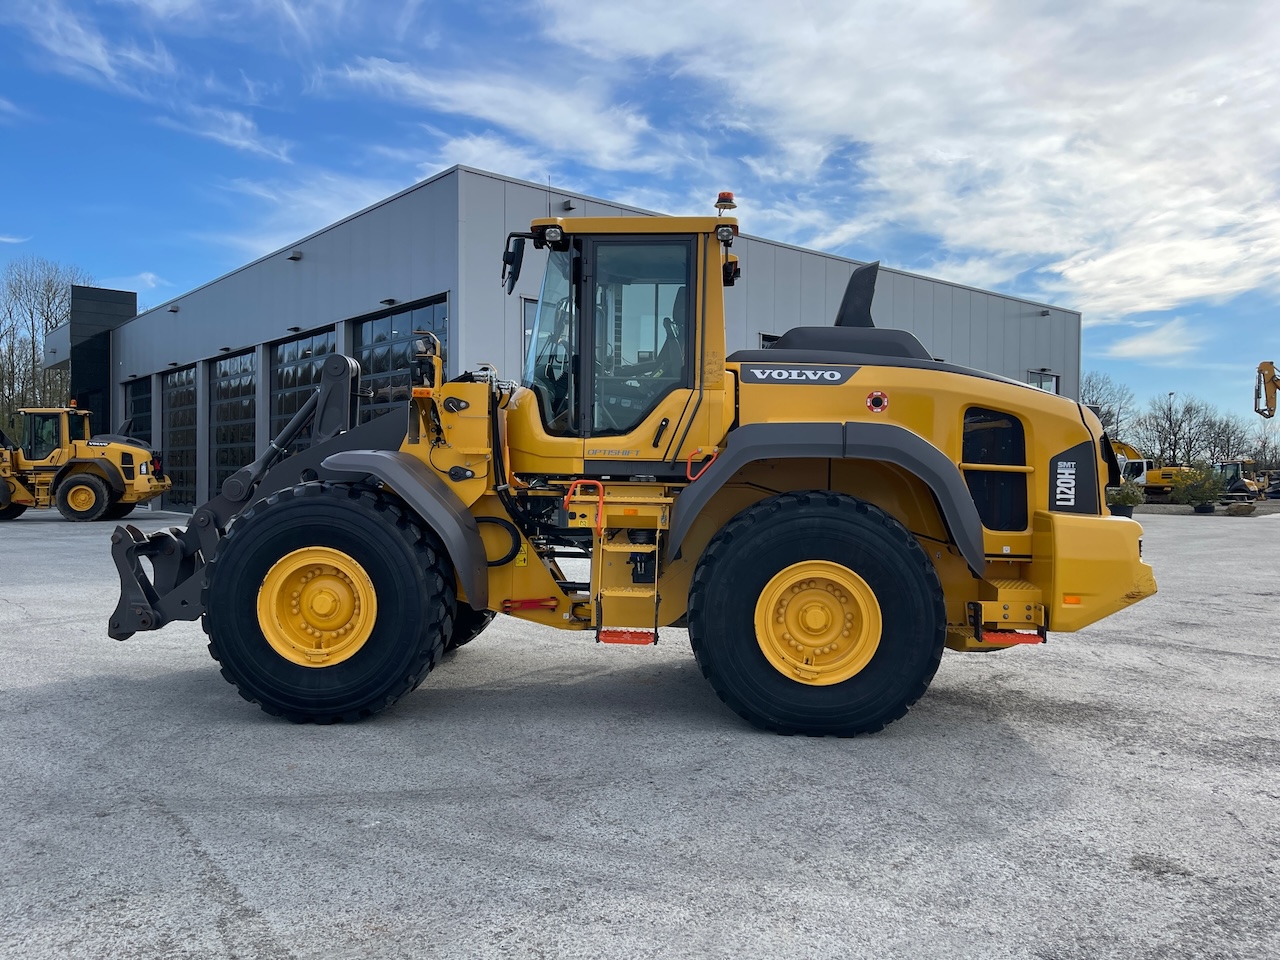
[46,165,1080,511]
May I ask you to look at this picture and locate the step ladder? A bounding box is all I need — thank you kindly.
[562,482,673,645]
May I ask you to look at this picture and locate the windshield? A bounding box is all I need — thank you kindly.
[522,248,576,433]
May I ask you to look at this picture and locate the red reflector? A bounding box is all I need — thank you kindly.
[983,631,1045,645]
[501,597,558,612]
[598,629,656,645]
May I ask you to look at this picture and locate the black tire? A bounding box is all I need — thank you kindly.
[0,502,28,521]
[203,482,456,723]
[688,491,945,736]
[55,474,110,521]
[446,604,496,651]
[103,501,136,520]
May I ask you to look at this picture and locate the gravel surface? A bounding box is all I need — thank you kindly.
[1,509,1277,959]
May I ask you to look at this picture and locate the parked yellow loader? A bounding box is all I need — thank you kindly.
[108,200,1156,735]
[1,406,168,521]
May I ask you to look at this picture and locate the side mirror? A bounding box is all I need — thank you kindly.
[502,236,526,295]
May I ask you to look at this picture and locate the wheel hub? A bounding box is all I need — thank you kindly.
[257,547,378,667]
[754,560,882,685]
[68,485,96,511]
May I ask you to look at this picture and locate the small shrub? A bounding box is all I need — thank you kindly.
[1169,464,1226,505]
[1106,479,1146,506]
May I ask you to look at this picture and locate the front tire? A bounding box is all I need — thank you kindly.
[0,502,28,521]
[203,482,456,723]
[55,474,110,521]
[688,491,945,736]
[103,501,136,520]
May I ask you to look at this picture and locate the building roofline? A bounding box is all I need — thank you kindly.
[737,232,1081,318]
[126,164,1078,323]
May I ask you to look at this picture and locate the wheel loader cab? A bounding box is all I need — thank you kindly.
[505,217,737,479]
[22,411,63,462]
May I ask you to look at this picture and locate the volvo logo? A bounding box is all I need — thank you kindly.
[739,364,856,385]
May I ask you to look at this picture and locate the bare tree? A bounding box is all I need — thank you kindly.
[1130,393,1218,465]
[1080,371,1137,441]
[0,255,92,424]
[1204,413,1253,463]
[1249,418,1279,472]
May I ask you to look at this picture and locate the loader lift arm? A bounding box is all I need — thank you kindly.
[1257,361,1278,419]
[108,354,388,640]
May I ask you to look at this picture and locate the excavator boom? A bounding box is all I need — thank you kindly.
[1257,361,1278,419]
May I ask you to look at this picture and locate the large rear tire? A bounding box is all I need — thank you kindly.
[688,491,945,736]
[203,482,456,723]
[103,501,136,520]
[445,605,496,651]
[55,474,110,521]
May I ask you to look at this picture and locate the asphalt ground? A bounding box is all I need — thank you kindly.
[1,508,1277,960]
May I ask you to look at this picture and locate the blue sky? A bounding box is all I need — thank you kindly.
[1,0,1277,421]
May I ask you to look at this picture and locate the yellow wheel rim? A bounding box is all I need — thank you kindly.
[67,484,97,512]
[256,547,378,668]
[754,560,882,686]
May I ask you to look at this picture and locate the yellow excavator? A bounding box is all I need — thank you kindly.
[107,198,1156,735]
[1257,361,1277,419]
[1109,440,1188,503]
[1,405,169,521]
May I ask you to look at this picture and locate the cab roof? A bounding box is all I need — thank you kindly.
[530,215,738,236]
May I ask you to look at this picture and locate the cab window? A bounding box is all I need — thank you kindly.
[588,240,691,436]
[24,413,62,461]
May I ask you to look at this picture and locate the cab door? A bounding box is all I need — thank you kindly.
[22,412,64,465]
[577,235,697,474]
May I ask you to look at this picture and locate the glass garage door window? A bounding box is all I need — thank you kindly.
[209,351,256,498]
[353,295,447,424]
[270,328,336,452]
[125,377,153,446]
[162,367,197,511]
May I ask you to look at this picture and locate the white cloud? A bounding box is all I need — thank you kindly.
[0,235,31,244]
[3,0,175,94]
[210,169,406,256]
[416,133,552,187]
[159,106,293,161]
[1102,318,1207,360]
[537,1,1280,320]
[333,57,668,174]
[103,271,170,290]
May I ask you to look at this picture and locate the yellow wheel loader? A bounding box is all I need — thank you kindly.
[1,406,169,522]
[108,201,1156,735]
